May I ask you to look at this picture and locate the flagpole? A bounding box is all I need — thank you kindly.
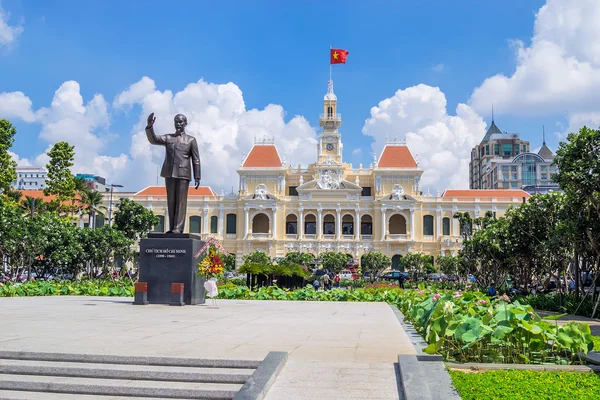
[329,45,332,83]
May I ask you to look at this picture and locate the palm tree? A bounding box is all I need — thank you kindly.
[82,190,106,229]
[21,196,46,216]
[73,176,88,194]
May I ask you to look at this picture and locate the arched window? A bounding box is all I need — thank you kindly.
[423,215,434,236]
[342,214,354,235]
[442,217,450,236]
[210,216,218,234]
[189,216,201,233]
[252,213,269,234]
[153,216,165,233]
[389,214,407,234]
[286,214,297,234]
[323,214,335,235]
[360,215,373,236]
[226,214,237,234]
[327,106,333,118]
[304,214,316,234]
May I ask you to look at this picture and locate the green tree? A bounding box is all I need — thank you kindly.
[437,255,462,276]
[0,119,18,195]
[554,126,600,269]
[44,141,76,206]
[361,251,391,280]
[453,211,473,241]
[112,198,159,241]
[401,252,431,276]
[21,196,47,216]
[222,253,236,270]
[242,250,272,267]
[279,252,315,267]
[320,251,350,274]
[82,190,106,229]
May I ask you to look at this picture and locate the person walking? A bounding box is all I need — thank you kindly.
[323,273,331,291]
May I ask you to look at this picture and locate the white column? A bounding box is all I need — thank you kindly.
[272,208,277,238]
[203,209,209,235]
[244,208,249,238]
[317,210,322,239]
[410,209,415,241]
[218,209,224,237]
[355,209,360,240]
[336,209,341,240]
[436,210,441,240]
[381,208,386,240]
[298,209,304,239]
[452,207,458,236]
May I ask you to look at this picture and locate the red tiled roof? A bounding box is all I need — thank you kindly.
[17,190,84,202]
[18,190,58,201]
[242,145,282,168]
[442,189,531,199]
[378,145,417,168]
[134,186,217,197]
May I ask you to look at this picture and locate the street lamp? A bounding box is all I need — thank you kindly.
[107,184,123,227]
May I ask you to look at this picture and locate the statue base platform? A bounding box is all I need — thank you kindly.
[139,234,206,305]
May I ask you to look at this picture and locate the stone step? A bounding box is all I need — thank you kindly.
[0,374,241,399]
[0,351,259,369]
[0,359,252,384]
[0,390,195,400]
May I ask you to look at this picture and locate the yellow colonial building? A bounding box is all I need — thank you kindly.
[110,81,530,267]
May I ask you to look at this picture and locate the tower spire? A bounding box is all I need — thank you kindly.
[491,103,494,122]
[543,125,546,145]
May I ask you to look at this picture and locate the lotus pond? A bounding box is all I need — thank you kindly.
[218,285,595,364]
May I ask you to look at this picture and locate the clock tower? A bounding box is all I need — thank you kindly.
[318,80,343,164]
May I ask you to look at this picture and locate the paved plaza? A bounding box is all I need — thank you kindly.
[0,296,416,399]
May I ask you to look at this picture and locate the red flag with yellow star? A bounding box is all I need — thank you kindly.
[330,49,349,64]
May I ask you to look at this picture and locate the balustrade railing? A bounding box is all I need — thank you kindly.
[387,234,407,240]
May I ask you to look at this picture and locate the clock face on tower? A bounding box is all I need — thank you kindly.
[326,143,334,152]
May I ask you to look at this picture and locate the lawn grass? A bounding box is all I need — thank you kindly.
[592,335,600,351]
[448,369,600,400]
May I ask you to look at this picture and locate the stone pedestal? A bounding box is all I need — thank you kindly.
[139,233,206,305]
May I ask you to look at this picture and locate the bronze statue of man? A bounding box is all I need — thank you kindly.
[146,113,201,234]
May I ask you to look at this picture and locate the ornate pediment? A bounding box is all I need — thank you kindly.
[243,183,278,201]
[296,178,362,192]
[379,184,416,202]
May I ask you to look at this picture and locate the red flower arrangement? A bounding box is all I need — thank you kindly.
[197,245,225,279]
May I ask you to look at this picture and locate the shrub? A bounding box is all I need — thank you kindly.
[0,279,133,297]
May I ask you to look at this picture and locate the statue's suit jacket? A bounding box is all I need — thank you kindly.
[145,127,201,181]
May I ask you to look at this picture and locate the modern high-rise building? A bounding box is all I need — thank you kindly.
[75,174,107,193]
[469,121,558,194]
[12,166,48,190]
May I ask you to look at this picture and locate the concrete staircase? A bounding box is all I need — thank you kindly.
[0,351,283,399]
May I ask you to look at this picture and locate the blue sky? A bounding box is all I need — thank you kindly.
[1,0,596,192]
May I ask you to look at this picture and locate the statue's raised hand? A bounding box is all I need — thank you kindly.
[146,113,156,129]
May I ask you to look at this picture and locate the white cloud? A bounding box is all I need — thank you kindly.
[362,84,486,192]
[1,81,128,185]
[9,151,31,166]
[469,0,600,135]
[116,77,318,190]
[0,5,23,48]
[352,148,362,156]
[0,91,36,122]
[432,64,444,73]
[2,77,318,192]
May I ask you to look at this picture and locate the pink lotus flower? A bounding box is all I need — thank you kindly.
[433,294,441,301]
[477,299,489,306]
[453,291,462,299]
[417,290,425,295]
